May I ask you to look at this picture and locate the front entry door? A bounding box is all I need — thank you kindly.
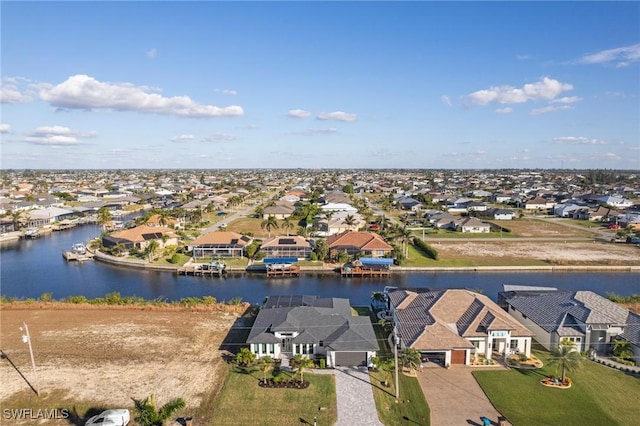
[282,337,292,352]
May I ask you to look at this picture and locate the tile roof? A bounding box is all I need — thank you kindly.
[505,290,629,334]
[390,289,533,350]
[327,230,393,250]
[109,225,177,243]
[189,231,252,246]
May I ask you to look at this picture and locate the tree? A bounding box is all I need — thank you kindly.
[236,347,256,367]
[260,215,279,238]
[145,240,160,262]
[10,210,25,230]
[282,216,294,236]
[97,207,112,226]
[245,240,262,261]
[291,354,314,383]
[322,211,334,233]
[402,347,421,375]
[259,355,274,384]
[344,214,357,229]
[548,341,582,382]
[254,205,264,218]
[371,356,394,387]
[131,394,185,426]
[612,339,633,360]
[398,226,413,259]
[313,239,328,261]
[371,291,386,309]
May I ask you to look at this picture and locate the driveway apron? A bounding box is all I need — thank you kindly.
[417,366,511,426]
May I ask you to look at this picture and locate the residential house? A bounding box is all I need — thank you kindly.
[455,217,491,233]
[500,289,633,355]
[388,288,534,366]
[246,295,378,367]
[263,202,295,219]
[597,196,633,209]
[327,230,393,258]
[187,231,253,257]
[523,196,555,211]
[398,197,423,211]
[26,207,76,227]
[260,236,313,259]
[102,225,179,251]
[483,208,516,220]
[317,211,365,236]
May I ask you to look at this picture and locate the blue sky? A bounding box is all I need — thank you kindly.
[1,1,639,170]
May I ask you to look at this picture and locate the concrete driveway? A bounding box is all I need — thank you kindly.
[416,366,510,426]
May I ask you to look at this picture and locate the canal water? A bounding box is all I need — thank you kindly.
[1,223,639,305]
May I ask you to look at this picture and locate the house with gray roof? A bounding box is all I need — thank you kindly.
[501,289,633,356]
[246,295,378,367]
[388,289,534,366]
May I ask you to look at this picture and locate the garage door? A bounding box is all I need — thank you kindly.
[335,352,367,367]
[451,350,466,365]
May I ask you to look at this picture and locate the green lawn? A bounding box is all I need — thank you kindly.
[210,365,337,426]
[369,370,430,426]
[399,244,549,268]
[473,350,640,426]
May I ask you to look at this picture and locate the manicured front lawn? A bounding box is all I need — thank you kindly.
[473,350,640,425]
[210,365,337,426]
[369,369,430,426]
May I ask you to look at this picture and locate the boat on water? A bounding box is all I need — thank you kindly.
[71,243,87,255]
[22,228,41,239]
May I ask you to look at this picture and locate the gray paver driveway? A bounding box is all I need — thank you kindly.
[416,366,511,426]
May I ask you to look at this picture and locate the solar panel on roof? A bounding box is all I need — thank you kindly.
[279,238,296,245]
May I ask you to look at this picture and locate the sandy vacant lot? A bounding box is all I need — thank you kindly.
[0,304,249,413]
[433,241,640,263]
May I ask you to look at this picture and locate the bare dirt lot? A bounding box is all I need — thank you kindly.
[433,241,640,263]
[0,304,250,419]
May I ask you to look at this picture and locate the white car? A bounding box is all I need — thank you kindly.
[85,409,130,426]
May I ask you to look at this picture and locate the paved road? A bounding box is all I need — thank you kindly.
[416,366,511,426]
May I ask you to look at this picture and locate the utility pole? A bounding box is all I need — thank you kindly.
[21,322,39,396]
[394,326,400,402]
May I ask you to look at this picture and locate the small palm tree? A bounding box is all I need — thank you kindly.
[131,394,185,426]
[402,347,421,374]
[292,354,315,383]
[260,215,279,238]
[259,355,274,383]
[282,216,294,236]
[549,341,582,382]
[145,240,160,262]
[612,339,633,360]
[236,347,256,367]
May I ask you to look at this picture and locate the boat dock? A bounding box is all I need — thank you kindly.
[341,257,393,277]
[21,228,41,239]
[62,251,95,262]
[178,260,227,277]
[266,264,301,277]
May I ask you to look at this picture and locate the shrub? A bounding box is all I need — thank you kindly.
[66,295,89,304]
[519,354,529,362]
[309,252,318,261]
[168,253,181,264]
[412,238,438,260]
[39,292,54,302]
[319,358,326,369]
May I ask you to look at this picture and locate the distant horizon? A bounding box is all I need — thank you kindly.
[1,2,638,169]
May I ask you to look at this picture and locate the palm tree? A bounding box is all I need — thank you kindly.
[97,207,112,227]
[260,215,279,238]
[282,216,294,236]
[549,341,583,382]
[322,211,334,233]
[371,356,394,387]
[236,347,256,367]
[292,354,315,383]
[10,210,25,231]
[254,205,264,218]
[371,291,386,309]
[402,347,421,374]
[259,355,274,384]
[398,226,413,259]
[131,394,185,426]
[344,214,357,230]
[145,240,159,262]
[612,339,633,360]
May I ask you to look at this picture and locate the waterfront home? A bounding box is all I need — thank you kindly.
[26,207,76,227]
[327,230,393,258]
[500,289,634,356]
[246,295,378,367]
[388,288,534,366]
[187,231,253,257]
[260,236,313,259]
[102,225,179,251]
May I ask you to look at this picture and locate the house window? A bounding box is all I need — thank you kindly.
[261,344,267,353]
[319,341,324,347]
[471,341,480,348]
[268,344,275,354]
[510,339,518,349]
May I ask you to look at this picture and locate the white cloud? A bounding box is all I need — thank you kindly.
[0,124,10,133]
[292,128,338,136]
[516,54,530,60]
[38,75,244,118]
[590,152,622,161]
[25,125,96,145]
[287,109,312,118]
[495,107,512,114]
[214,88,237,96]
[579,43,640,67]
[463,77,573,107]
[553,136,605,145]
[316,111,357,122]
[552,96,582,104]
[0,82,31,104]
[171,134,195,143]
[529,105,573,115]
[441,95,452,107]
[203,133,237,142]
[146,48,157,59]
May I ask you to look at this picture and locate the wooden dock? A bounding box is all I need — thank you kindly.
[178,265,225,277]
[266,265,301,277]
[341,266,390,277]
[62,251,95,262]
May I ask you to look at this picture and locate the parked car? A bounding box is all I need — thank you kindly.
[219,222,227,229]
[85,409,130,426]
